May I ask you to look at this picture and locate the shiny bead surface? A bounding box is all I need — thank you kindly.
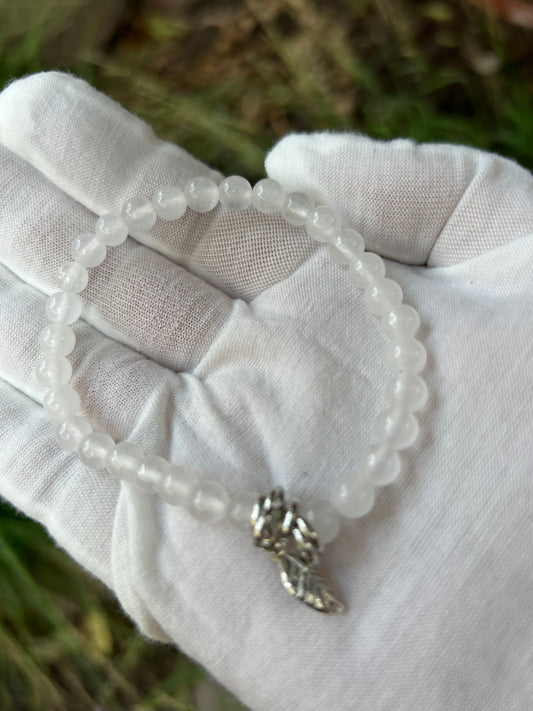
[228,490,260,530]
[159,465,199,506]
[385,338,427,373]
[184,176,219,213]
[300,498,341,544]
[152,185,186,220]
[252,178,285,214]
[55,415,93,452]
[137,454,167,491]
[281,192,314,226]
[96,213,129,246]
[39,323,75,356]
[71,232,107,267]
[381,304,421,339]
[306,205,342,243]
[218,175,252,211]
[385,372,428,411]
[375,408,419,449]
[46,291,82,325]
[58,261,88,293]
[107,441,144,481]
[348,252,386,289]
[188,479,230,522]
[43,386,80,421]
[78,431,115,469]
[364,277,403,317]
[331,475,375,519]
[328,228,365,265]
[36,352,72,386]
[121,197,157,231]
[359,444,401,486]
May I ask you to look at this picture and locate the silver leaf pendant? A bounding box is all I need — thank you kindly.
[251,488,345,614]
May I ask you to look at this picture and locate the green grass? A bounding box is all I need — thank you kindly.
[0,0,532,708]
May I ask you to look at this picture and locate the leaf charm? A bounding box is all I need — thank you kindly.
[277,553,345,614]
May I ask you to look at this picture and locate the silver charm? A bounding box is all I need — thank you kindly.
[251,488,345,613]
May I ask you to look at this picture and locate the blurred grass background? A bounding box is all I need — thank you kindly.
[0,0,532,709]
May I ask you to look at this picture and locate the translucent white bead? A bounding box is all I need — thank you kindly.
[188,479,230,522]
[300,498,341,544]
[228,490,259,530]
[43,386,80,421]
[39,323,75,356]
[375,408,419,449]
[348,252,386,289]
[107,441,144,481]
[46,291,82,325]
[364,277,403,317]
[96,213,129,246]
[78,431,115,469]
[152,185,187,220]
[306,205,342,243]
[36,352,72,386]
[71,232,106,267]
[58,262,88,293]
[252,178,285,214]
[327,228,365,265]
[137,454,167,491]
[330,475,375,519]
[158,465,199,507]
[381,304,421,339]
[184,176,219,213]
[281,192,314,226]
[218,175,252,211]
[121,197,157,231]
[55,415,93,452]
[358,444,401,486]
[385,338,427,373]
[385,372,428,411]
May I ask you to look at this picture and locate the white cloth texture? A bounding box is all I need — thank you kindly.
[0,71,532,711]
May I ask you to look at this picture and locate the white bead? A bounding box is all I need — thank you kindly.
[375,408,419,449]
[107,441,144,481]
[331,475,375,519]
[58,262,88,293]
[306,205,342,243]
[121,197,157,231]
[385,338,427,373]
[218,175,252,211]
[381,304,421,339]
[39,323,75,356]
[348,252,386,288]
[43,386,80,421]
[327,228,365,265]
[228,490,259,530]
[55,415,93,452]
[152,185,187,220]
[71,232,106,267]
[281,192,314,225]
[358,444,401,486]
[184,176,219,213]
[46,291,82,325]
[158,465,199,506]
[188,479,230,522]
[252,178,285,214]
[137,454,167,491]
[300,498,341,544]
[364,277,403,317]
[96,213,129,246]
[36,352,72,386]
[385,373,428,411]
[78,431,115,469]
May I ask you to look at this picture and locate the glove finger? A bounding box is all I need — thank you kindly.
[265,133,533,267]
[0,71,315,300]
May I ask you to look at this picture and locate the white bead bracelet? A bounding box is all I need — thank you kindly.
[38,174,427,613]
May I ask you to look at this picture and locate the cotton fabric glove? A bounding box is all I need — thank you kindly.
[0,72,532,711]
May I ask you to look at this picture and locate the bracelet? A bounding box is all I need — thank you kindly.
[38,175,427,613]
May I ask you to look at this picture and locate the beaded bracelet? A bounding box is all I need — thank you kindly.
[38,175,427,613]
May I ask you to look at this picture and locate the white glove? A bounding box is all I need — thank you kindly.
[0,72,532,711]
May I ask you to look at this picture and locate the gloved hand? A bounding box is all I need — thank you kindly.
[0,72,532,711]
